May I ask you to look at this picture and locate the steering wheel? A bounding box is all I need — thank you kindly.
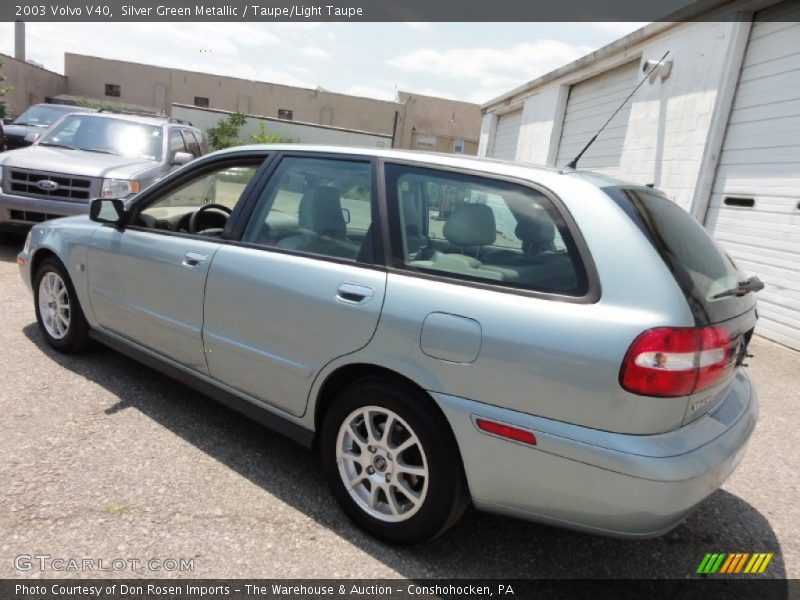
[189,203,232,235]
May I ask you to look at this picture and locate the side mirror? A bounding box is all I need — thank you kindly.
[171,151,193,166]
[89,198,126,226]
[341,207,351,224]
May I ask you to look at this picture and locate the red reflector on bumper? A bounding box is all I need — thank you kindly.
[16,256,26,266]
[476,418,537,445]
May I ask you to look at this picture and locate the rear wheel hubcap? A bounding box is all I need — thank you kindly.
[336,406,429,523]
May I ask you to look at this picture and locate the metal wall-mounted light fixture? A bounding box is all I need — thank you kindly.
[643,58,673,83]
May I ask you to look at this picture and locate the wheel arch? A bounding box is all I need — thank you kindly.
[29,246,60,280]
[311,362,462,461]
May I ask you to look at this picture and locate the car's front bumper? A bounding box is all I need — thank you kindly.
[0,190,87,232]
[434,369,757,537]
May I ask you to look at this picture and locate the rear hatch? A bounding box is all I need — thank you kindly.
[603,186,759,423]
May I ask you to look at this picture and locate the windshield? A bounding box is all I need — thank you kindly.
[12,105,76,127]
[38,115,163,161]
[603,186,754,324]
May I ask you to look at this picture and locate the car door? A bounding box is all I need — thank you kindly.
[86,156,268,373]
[202,154,387,417]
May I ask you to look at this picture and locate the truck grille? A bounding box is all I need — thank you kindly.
[6,168,94,201]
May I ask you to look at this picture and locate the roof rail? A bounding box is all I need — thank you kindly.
[96,107,168,119]
[168,117,194,126]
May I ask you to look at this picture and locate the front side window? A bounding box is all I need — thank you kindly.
[385,164,588,296]
[182,130,201,157]
[169,129,187,158]
[243,157,373,262]
[39,115,163,161]
[135,162,261,235]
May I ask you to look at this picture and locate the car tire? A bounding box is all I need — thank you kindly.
[321,377,470,545]
[34,257,92,353]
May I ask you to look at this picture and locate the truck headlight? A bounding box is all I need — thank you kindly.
[101,179,140,199]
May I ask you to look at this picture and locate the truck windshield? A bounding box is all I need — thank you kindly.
[38,115,163,162]
[603,186,755,324]
[12,105,76,127]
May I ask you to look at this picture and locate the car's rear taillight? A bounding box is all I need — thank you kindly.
[620,326,732,397]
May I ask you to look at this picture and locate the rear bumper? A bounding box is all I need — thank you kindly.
[434,369,757,537]
[0,190,87,232]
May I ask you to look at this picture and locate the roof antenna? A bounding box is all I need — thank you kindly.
[566,50,670,170]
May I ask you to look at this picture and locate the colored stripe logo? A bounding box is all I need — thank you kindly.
[697,553,774,574]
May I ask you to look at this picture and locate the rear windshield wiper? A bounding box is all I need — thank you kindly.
[39,142,78,150]
[713,276,765,299]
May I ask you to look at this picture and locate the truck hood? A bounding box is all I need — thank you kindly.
[0,145,156,179]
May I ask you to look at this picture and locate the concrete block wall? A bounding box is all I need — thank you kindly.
[479,20,752,212]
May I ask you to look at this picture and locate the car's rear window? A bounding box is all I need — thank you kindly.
[603,186,755,323]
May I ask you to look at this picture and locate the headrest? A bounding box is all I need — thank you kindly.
[515,211,555,245]
[443,203,496,247]
[298,186,345,238]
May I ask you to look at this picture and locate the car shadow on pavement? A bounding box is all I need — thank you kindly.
[22,323,786,579]
[0,236,25,262]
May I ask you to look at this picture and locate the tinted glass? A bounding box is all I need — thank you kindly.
[243,157,373,262]
[603,186,755,323]
[182,130,201,157]
[169,129,186,156]
[12,105,76,127]
[39,115,163,161]
[385,164,588,296]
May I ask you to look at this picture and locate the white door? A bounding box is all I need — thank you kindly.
[489,109,522,161]
[554,60,639,173]
[707,1,800,350]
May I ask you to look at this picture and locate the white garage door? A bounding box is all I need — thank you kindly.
[707,1,800,349]
[489,109,522,161]
[555,60,639,173]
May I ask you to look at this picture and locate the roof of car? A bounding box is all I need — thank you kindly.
[75,112,193,128]
[208,144,617,189]
[218,143,565,173]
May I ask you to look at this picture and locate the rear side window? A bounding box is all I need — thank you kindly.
[603,187,752,322]
[385,163,589,297]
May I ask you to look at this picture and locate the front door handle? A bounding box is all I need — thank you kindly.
[182,251,208,268]
[336,283,375,305]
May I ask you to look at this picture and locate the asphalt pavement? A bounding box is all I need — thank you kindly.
[0,236,797,579]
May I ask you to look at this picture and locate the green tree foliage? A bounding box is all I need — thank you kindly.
[206,112,248,150]
[0,57,12,118]
[249,121,295,144]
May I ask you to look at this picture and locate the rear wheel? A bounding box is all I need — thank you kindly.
[34,257,92,353]
[321,377,469,545]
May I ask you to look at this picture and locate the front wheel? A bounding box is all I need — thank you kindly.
[34,257,92,353]
[321,378,470,545]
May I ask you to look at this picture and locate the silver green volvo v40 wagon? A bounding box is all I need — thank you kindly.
[18,146,761,545]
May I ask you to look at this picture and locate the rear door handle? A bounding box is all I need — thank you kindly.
[336,283,375,305]
[182,251,208,268]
